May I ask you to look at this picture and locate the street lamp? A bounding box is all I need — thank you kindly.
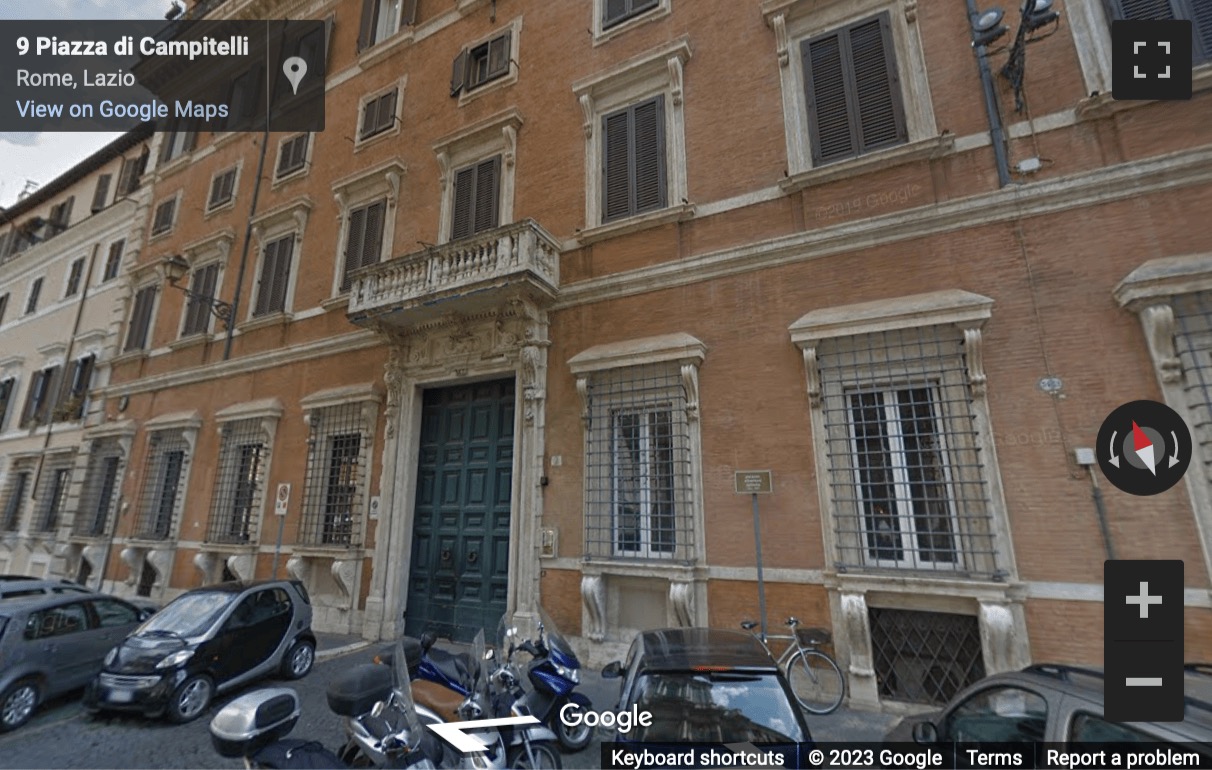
[163,254,233,330]
[1001,0,1062,113]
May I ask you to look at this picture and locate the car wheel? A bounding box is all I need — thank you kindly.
[508,740,563,769]
[166,674,213,723]
[0,680,39,732]
[280,639,315,680]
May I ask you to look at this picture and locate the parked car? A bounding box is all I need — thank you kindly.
[84,579,316,724]
[601,628,812,747]
[0,592,152,731]
[0,576,160,616]
[885,663,1212,747]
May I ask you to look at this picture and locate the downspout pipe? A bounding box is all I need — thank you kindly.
[966,0,1013,188]
[223,124,270,361]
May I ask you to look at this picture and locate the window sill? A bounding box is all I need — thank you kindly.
[111,349,150,366]
[581,559,703,581]
[238,311,293,332]
[155,154,192,180]
[211,131,243,150]
[271,166,309,190]
[321,294,351,312]
[594,4,672,46]
[148,228,175,244]
[357,29,416,70]
[204,199,236,220]
[577,203,695,246]
[168,333,215,351]
[458,70,519,108]
[199,541,258,555]
[291,545,367,559]
[1076,65,1212,121]
[781,132,956,194]
[354,125,401,154]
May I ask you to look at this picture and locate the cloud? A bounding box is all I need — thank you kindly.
[0,133,40,147]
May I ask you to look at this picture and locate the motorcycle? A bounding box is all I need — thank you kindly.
[495,608,593,753]
[209,639,438,769]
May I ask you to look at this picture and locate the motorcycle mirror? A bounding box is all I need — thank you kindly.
[371,701,385,718]
[485,648,495,660]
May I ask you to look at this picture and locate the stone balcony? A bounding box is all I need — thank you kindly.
[347,219,561,329]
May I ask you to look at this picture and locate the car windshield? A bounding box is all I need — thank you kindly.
[629,671,806,743]
[137,591,232,638]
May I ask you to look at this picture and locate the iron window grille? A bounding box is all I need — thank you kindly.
[74,439,124,537]
[869,607,986,705]
[103,240,124,281]
[134,430,189,540]
[37,460,74,531]
[583,364,695,562]
[300,404,369,547]
[818,326,999,578]
[1171,292,1212,487]
[1,462,33,531]
[206,419,268,544]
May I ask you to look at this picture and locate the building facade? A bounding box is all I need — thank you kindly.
[53,0,1212,712]
[0,127,153,582]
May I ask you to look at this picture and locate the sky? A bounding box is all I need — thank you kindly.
[0,0,177,208]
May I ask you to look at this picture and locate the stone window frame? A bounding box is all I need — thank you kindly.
[206,398,283,547]
[273,133,314,188]
[355,77,406,151]
[130,410,201,544]
[452,17,524,107]
[433,109,522,246]
[204,161,242,217]
[118,261,165,358]
[171,230,235,345]
[297,383,382,552]
[762,0,943,190]
[592,0,672,46]
[572,37,694,245]
[149,191,182,241]
[1114,253,1212,585]
[244,199,311,328]
[74,421,137,540]
[789,290,1017,583]
[328,160,405,303]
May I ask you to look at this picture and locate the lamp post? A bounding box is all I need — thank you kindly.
[162,254,233,330]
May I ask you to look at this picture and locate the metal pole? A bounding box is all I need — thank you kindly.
[271,514,286,578]
[752,493,768,642]
[1087,465,1116,560]
[966,0,1012,187]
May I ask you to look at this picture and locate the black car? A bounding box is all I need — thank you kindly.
[84,580,316,723]
[602,628,812,749]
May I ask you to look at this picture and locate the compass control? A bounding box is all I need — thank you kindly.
[1096,400,1192,496]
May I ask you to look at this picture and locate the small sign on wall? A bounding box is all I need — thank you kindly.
[734,470,773,495]
[275,483,291,516]
[369,496,381,520]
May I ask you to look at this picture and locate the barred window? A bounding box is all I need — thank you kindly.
[206,419,268,544]
[1,460,34,531]
[817,327,997,577]
[300,404,369,547]
[37,459,74,531]
[1172,292,1212,485]
[584,364,694,562]
[135,431,189,540]
[74,438,124,537]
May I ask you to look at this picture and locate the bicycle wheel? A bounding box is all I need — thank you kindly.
[786,650,845,714]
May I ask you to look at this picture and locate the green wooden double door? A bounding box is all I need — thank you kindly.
[406,379,514,643]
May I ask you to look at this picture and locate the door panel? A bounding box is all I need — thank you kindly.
[406,379,514,642]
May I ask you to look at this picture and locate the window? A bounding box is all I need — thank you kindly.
[602,97,666,223]
[207,167,238,211]
[1070,713,1166,742]
[103,240,124,281]
[91,174,112,213]
[25,277,43,315]
[159,128,196,164]
[300,403,371,547]
[38,463,72,531]
[75,439,123,537]
[48,197,74,234]
[182,263,220,336]
[253,234,294,316]
[224,67,262,130]
[276,134,309,179]
[450,156,501,241]
[57,354,95,421]
[359,88,398,140]
[65,258,85,297]
[451,32,511,96]
[20,365,60,428]
[341,200,385,290]
[0,293,8,325]
[1,468,30,531]
[604,0,659,29]
[207,419,268,544]
[357,0,417,50]
[91,598,139,628]
[0,377,13,430]
[943,687,1047,742]
[611,408,677,557]
[151,198,177,236]
[25,603,90,639]
[116,151,147,195]
[802,13,906,165]
[1105,1,1212,63]
[136,431,189,540]
[124,285,157,352]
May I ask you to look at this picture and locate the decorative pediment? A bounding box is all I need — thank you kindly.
[332,159,406,211]
[250,199,312,241]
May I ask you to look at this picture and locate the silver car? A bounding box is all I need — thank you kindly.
[0,592,151,731]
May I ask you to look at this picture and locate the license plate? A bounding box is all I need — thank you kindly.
[108,689,133,703]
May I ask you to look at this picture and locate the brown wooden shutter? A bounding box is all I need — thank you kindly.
[487,33,511,79]
[91,174,111,213]
[473,156,501,234]
[20,371,44,427]
[451,166,477,240]
[402,0,418,25]
[377,90,397,134]
[26,277,42,313]
[803,32,856,163]
[342,206,368,289]
[104,240,124,280]
[39,366,63,424]
[0,294,7,325]
[602,109,632,222]
[632,96,666,214]
[1189,1,1212,62]
[58,196,74,227]
[360,202,385,269]
[1109,0,1175,19]
[269,235,293,313]
[360,98,379,139]
[125,286,156,351]
[850,14,906,153]
[0,378,12,431]
[451,49,468,96]
[357,0,379,51]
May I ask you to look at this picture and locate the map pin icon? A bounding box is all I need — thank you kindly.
[283,56,307,96]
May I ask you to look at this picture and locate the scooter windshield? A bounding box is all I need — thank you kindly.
[391,639,423,738]
[471,628,488,699]
[537,606,577,665]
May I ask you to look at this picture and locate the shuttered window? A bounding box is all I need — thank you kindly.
[20,365,60,428]
[91,174,111,213]
[208,168,237,210]
[359,89,397,140]
[60,354,95,421]
[602,96,667,223]
[277,134,309,178]
[450,156,501,241]
[117,153,145,195]
[1106,0,1212,62]
[49,197,74,233]
[603,0,659,29]
[341,200,386,290]
[254,235,295,317]
[65,258,85,297]
[0,293,8,325]
[151,198,176,235]
[802,13,907,165]
[358,0,417,50]
[25,277,43,315]
[124,285,157,352]
[182,263,220,335]
[103,240,124,281]
[0,377,14,431]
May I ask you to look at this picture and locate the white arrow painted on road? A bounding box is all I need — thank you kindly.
[427,715,541,754]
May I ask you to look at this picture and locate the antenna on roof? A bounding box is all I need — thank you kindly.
[18,180,38,200]
[165,1,184,20]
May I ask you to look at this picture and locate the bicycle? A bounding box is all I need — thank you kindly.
[740,616,845,715]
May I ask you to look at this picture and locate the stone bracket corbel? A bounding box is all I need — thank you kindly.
[576,376,591,427]
[502,124,517,168]
[669,580,695,627]
[581,574,606,641]
[801,345,821,408]
[668,55,684,106]
[1139,303,1183,383]
[578,94,595,139]
[287,554,311,584]
[681,363,700,422]
[958,324,988,396]
[332,559,358,601]
[771,13,790,67]
[193,551,217,583]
